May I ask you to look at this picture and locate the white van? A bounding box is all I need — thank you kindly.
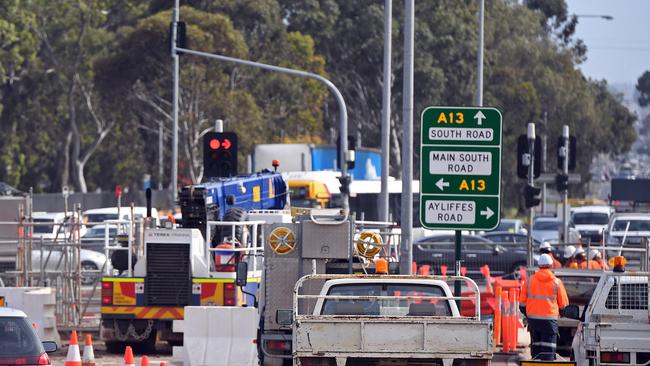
[32,212,87,239]
[82,207,159,227]
[571,205,614,243]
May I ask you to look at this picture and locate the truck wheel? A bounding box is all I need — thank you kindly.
[105,341,126,354]
[214,207,248,244]
[136,329,157,354]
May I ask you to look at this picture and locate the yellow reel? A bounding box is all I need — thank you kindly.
[268,227,297,255]
[355,231,383,258]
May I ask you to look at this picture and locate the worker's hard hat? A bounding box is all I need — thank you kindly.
[538,253,554,267]
[563,245,576,259]
[589,249,602,259]
[539,241,552,250]
[574,247,585,255]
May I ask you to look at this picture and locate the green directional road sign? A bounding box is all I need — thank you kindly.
[420,106,502,230]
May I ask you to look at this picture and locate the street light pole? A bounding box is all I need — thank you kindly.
[379,0,392,223]
[171,0,180,209]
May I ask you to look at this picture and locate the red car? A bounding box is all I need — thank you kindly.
[0,307,58,366]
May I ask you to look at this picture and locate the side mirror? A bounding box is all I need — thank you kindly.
[562,304,580,320]
[276,309,293,325]
[235,262,248,287]
[42,341,58,353]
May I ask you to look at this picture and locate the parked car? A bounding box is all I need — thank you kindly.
[532,216,580,244]
[31,248,106,285]
[412,234,529,279]
[482,232,539,245]
[80,223,119,252]
[571,205,614,243]
[491,218,527,235]
[0,307,57,365]
[32,212,87,240]
[82,207,159,227]
[606,213,650,245]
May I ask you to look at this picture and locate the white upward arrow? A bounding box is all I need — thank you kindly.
[435,178,450,191]
[473,110,486,126]
[480,207,494,220]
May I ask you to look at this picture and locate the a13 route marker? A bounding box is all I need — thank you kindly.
[419,106,502,230]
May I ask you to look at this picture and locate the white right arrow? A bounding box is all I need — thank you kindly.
[480,207,494,220]
[435,178,450,191]
[473,110,486,126]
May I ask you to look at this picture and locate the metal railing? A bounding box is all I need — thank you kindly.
[206,220,266,274]
[293,274,482,320]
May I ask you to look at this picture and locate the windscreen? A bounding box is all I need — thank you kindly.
[573,212,609,225]
[84,227,117,238]
[321,283,451,316]
[533,220,560,231]
[84,214,118,225]
[0,317,44,356]
[495,221,516,232]
[31,219,54,234]
[612,219,650,231]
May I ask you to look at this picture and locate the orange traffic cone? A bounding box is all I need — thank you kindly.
[82,334,95,366]
[141,355,149,366]
[123,346,135,366]
[65,331,82,366]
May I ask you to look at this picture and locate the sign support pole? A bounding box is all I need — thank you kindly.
[562,125,570,243]
[527,123,536,269]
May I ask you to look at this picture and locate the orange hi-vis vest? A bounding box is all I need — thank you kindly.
[520,268,569,320]
[579,260,602,270]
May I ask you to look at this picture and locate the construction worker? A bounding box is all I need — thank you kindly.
[539,241,561,268]
[563,245,577,268]
[578,249,603,270]
[519,254,569,360]
[590,249,609,270]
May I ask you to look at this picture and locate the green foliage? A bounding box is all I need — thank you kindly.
[0,0,637,212]
[637,71,650,107]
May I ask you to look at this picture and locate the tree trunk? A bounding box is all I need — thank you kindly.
[61,131,72,191]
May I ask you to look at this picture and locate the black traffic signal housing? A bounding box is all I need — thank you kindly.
[169,21,187,53]
[203,132,238,179]
[524,184,542,208]
[557,136,577,170]
[556,173,569,192]
[336,135,357,170]
[338,175,351,195]
[516,135,542,179]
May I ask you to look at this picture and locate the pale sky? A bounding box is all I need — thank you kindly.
[566,0,650,86]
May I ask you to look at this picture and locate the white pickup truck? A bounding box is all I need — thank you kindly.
[291,274,493,366]
[571,271,650,366]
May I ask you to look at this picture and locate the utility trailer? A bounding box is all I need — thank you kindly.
[292,275,493,366]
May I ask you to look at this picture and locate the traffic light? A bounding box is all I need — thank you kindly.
[338,175,351,195]
[555,173,569,192]
[556,135,577,170]
[524,184,541,208]
[169,21,187,53]
[203,132,238,179]
[516,135,542,179]
[336,135,357,170]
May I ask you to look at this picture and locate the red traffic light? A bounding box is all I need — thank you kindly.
[222,138,232,150]
[209,138,221,150]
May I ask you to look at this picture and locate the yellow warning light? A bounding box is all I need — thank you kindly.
[608,256,627,268]
[374,258,389,274]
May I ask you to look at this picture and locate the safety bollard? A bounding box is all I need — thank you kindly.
[513,288,520,349]
[509,289,517,352]
[412,261,417,274]
[493,286,502,348]
[500,292,510,352]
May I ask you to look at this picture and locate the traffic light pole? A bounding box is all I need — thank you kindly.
[170,46,350,213]
[527,123,536,269]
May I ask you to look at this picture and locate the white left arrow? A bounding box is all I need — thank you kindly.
[480,207,494,220]
[435,178,450,191]
[473,110,486,126]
